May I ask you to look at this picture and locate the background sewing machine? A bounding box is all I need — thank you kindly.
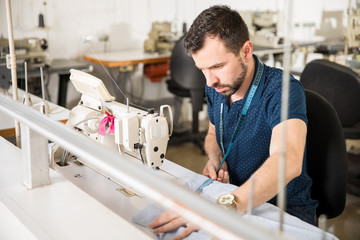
[345,6,360,71]
[242,11,284,49]
[60,69,173,169]
[0,36,49,68]
[143,21,177,54]
[346,3,360,50]
[0,37,50,93]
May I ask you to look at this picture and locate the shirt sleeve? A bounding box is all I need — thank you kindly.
[267,77,307,129]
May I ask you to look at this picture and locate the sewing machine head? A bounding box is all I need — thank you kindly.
[238,11,283,48]
[0,37,49,91]
[67,69,173,169]
[0,37,49,67]
[144,21,177,54]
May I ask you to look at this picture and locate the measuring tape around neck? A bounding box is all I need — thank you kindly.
[196,59,264,193]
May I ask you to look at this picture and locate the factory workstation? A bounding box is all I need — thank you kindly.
[1,0,360,239]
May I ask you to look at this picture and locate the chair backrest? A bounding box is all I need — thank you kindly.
[170,36,206,90]
[305,89,347,218]
[300,59,360,127]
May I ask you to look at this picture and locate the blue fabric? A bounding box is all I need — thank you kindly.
[206,54,318,218]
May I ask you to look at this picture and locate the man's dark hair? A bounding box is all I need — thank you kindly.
[184,5,249,56]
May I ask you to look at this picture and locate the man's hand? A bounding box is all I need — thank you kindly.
[148,209,200,240]
[203,122,229,183]
[203,159,229,183]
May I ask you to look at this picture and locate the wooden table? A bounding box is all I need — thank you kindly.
[84,49,170,67]
[84,49,171,102]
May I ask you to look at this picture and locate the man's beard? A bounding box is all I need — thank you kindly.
[213,60,248,97]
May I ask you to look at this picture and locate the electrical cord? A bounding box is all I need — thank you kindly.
[134,143,145,165]
[71,116,101,129]
[59,116,102,166]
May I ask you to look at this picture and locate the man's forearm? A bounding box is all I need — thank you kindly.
[232,152,300,213]
[204,133,223,163]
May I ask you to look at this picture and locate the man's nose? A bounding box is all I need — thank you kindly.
[203,69,218,87]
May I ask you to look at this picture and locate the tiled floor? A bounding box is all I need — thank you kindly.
[166,139,360,240]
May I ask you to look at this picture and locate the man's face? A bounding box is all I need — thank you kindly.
[192,37,247,97]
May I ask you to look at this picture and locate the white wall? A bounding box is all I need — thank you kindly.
[0,0,350,107]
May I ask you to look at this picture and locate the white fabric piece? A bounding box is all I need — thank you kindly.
[132,203,209,240]
[133,173,338,240]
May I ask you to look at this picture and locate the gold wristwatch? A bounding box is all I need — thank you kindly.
[216,193,237,209]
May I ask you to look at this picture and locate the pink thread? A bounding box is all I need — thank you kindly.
[98,112,115,136]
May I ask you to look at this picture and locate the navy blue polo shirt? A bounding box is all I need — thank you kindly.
[206,55,318,216]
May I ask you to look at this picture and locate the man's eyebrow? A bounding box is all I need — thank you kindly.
[196,62,225,70]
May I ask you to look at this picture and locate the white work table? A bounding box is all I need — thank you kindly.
[0,137,158,239]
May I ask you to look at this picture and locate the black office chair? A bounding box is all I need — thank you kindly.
[301,59,360,196]
[305,89,347,218]
[166,36,206,152]
[300,59,360,140]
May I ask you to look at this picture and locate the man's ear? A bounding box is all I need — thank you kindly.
[242,41,253,60]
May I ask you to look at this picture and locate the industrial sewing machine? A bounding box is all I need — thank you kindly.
[251,11,284,48]
[346,7,360,51]
[0,37,49,66]
[239,11,283,49]
[143,22,177,54]
[0,37,49,91]
[62,69,173,169]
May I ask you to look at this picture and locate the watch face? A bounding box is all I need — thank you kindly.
[217,193,236,206]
